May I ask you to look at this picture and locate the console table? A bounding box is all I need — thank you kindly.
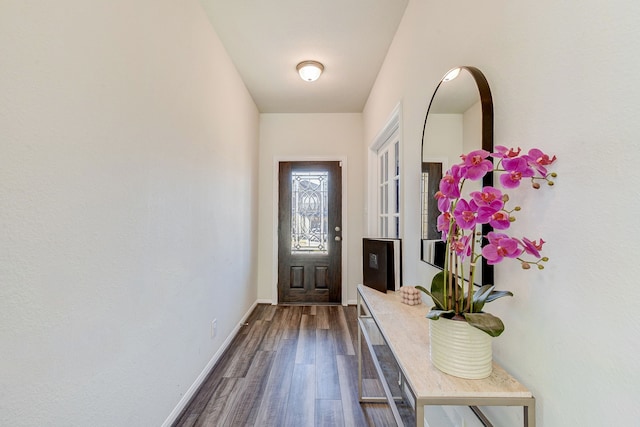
[357,284,535,427]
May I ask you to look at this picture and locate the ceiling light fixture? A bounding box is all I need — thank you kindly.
[443,68,461,82]
[296,60,324,82]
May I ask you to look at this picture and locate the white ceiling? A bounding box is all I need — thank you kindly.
[200,0,409,113]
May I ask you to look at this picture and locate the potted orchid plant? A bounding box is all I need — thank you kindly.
[417,146,557,338]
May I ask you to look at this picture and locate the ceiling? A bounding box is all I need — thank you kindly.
[200,0,410,113]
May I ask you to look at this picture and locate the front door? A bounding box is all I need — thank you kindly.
[278,161,342,303]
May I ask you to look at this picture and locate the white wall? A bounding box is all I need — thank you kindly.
[364,0,640,425]
[257,113,364,304]
[0,1,259,426]
[423,114,463,164]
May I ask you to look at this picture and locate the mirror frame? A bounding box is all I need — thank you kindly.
[420,66,494,286]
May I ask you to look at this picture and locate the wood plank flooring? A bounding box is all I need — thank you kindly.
[173,304,400,427]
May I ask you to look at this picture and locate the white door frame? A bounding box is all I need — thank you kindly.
[368,102,402,237]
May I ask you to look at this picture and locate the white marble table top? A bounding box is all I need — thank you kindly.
[358,284,533,400]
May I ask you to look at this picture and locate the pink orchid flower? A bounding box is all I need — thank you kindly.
[451,234,472,259]
[525,148,557,176]
[500,157,535,189]
[434,190,451,213]
[477,209,511,229]
[439,164,463,198]
[437,212,454,240]
[488,211,511,229]
[519,237,546,258]
[460,149,493,180]
[493,146,522,159]
[453,199,478,230]
[481,232,523,265]
[470,187,504,209]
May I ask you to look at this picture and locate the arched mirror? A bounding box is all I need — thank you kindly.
[420,66,494,286]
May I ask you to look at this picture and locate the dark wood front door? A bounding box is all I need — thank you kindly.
[278,161,342,303]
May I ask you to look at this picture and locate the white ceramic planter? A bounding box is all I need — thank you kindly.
[429,317,493,379]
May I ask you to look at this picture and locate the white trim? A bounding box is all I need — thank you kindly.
[161,300,259,427]
[272,156,349,305]
[370,102,401,152]
[368,102,403,237]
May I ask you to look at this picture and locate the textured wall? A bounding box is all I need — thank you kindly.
[364,0,640,425]
[0,1,259,425]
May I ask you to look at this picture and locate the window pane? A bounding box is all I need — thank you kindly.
[394,141,400,176]
[384,151,389,181]
[291,171,328,254]
[383,185,388,214]
[394,177,399,214]
[375,131,401,240]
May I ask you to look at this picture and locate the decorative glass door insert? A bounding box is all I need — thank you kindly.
[291,171,328,254]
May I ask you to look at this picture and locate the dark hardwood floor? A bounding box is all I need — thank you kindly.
[173,304,400,427]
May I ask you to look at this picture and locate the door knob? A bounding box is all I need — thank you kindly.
[335,226,341,232]
[334,236,342,241]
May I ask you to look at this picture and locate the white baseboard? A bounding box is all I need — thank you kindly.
[161,300,259,427]
[259,300,355,306]
[260,301,354,306]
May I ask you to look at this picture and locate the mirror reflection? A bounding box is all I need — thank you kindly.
[420,66,494,286]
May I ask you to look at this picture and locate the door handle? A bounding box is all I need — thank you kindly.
[334,236,342,241]
[335,226,341,232]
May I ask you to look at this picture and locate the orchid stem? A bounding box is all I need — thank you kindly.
[468,230,476,312]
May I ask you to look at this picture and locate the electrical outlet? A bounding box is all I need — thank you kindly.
[211,319,217,338]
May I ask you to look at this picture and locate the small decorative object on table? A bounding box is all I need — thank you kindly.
[417,146,557,379]
[399,286,422,306]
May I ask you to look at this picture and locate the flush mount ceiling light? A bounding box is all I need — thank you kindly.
[296,60,324,82]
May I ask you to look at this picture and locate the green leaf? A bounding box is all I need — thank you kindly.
[426,308,454,320]
[418,271,467,311]
[415,285,445,310]
[472,285,494,302]
[485,290,514,303]
[430,271,447,309]
[470,284,494,312]
[470,286,514,312]
[463,312,505,337]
